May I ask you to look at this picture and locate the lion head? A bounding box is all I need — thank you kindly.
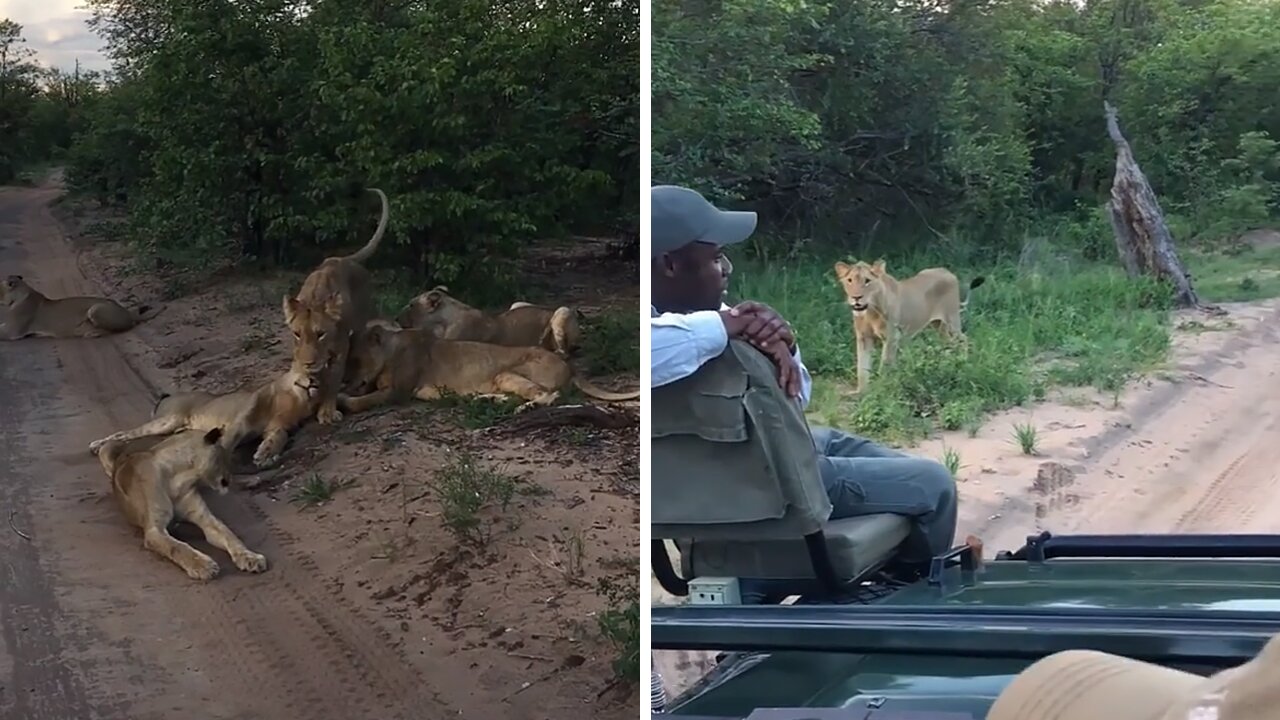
[282,293,347,377]
[347,320,399,391]
[395,285,464,336]
[193,427,234,495]
[833,259,888,313]
[1,275,33,306]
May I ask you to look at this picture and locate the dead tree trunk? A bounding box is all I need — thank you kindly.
[1103,101,1203,309]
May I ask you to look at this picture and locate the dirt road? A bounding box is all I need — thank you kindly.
[654,282,1280,697]
[0,186,453,718]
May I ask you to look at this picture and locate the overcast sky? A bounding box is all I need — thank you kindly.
[1,0,108,72]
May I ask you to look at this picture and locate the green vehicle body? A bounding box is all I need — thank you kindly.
[653,533,1280,719]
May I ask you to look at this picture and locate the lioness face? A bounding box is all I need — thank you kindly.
[283,295,345,377]
[350,324,393,386]
[397,287,455,331]
[194,428,234,494]
[1,275,29,305]
[834,260,887,313]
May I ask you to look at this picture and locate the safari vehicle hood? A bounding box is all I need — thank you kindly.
[660,557,1280,719]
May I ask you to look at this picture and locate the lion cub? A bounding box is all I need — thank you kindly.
[283,187,389,426]
[0,274,159,340]
[396,286,581,357]
[97,427,268,581]
[88,367,322,472]
[338,321,639,414]
[833,259,985,392]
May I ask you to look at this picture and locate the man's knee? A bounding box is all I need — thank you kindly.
[912,457,957,508]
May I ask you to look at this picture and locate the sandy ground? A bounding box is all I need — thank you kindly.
[654,282,1280,697]
[0,174,639,719]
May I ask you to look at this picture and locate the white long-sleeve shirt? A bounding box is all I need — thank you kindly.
[650,305,813,410]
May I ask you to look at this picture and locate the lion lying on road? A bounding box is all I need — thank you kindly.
[284,187,389,426]
[337,321,639,414]
[97,427,268,581]
[396,286,581,357]
[88,367,321,473]
[833,259,985,392]
[0,274,160,340]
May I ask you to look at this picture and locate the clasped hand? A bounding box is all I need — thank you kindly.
[718,302,802,398]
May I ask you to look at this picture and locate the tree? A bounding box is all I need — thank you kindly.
[0,19,42,181]
[1103,102,1203,309]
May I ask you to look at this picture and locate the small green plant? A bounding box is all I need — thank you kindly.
[1012,422,1040,455]
[578,306,640,375]
[941,446,962,477]
[432,454,517,546]
[596,575,640,684]
[291,473,353,508]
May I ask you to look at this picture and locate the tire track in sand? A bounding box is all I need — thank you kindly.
[0,183,450,719]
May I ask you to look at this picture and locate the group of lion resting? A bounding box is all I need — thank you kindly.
[2,188,638,581]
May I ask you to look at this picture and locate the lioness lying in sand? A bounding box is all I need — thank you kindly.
[396,286,581,357]
[834,259,985,392]
[0,274,159,340]
[284,187,389,426]
[337,321,639,414]
[97,427,268,581]
[88,366,322,473]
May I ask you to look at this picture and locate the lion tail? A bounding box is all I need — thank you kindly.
[960,275,986,311]
[571,376,640,402]
[342,188,390,264]
[96,440,127,479]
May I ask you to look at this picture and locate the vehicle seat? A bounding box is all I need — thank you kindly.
[651,339,909,588]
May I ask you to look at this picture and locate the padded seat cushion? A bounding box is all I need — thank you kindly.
[677,513,911,581]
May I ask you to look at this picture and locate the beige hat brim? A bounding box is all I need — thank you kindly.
[987,649,1206,720]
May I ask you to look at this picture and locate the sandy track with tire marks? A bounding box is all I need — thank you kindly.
[0,184,450,719]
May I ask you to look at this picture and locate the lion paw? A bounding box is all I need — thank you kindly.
[233,550,268,574]
[316,406,343,425]
[253,451,281,470]
[185,555,221,581]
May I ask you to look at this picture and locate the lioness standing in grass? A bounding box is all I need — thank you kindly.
[833,259,985,393]
[0,274,159,340]
[649,184,956,577]
[283,187,389,426]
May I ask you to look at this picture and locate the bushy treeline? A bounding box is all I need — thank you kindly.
[44,0,636,295]
[654,0,1280,257]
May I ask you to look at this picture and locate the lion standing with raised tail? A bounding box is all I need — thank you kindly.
[283,188,390,426]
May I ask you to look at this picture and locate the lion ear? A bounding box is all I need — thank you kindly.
[871,259,887,275]
[282,294,298,322]
[423,291,442,310]
[203,427,224,445]
[833,261,851,277]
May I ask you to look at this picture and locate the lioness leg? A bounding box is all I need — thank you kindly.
[176,493,267,573]
[490,371,559,410]
[880,326,900,368]
[142,513,220,581]
[854,332,876,393]
[314,342,349,425]
[89,414,188,454]
[251,422,292,470]
[550,307,577,357]
[338,388,396,415]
